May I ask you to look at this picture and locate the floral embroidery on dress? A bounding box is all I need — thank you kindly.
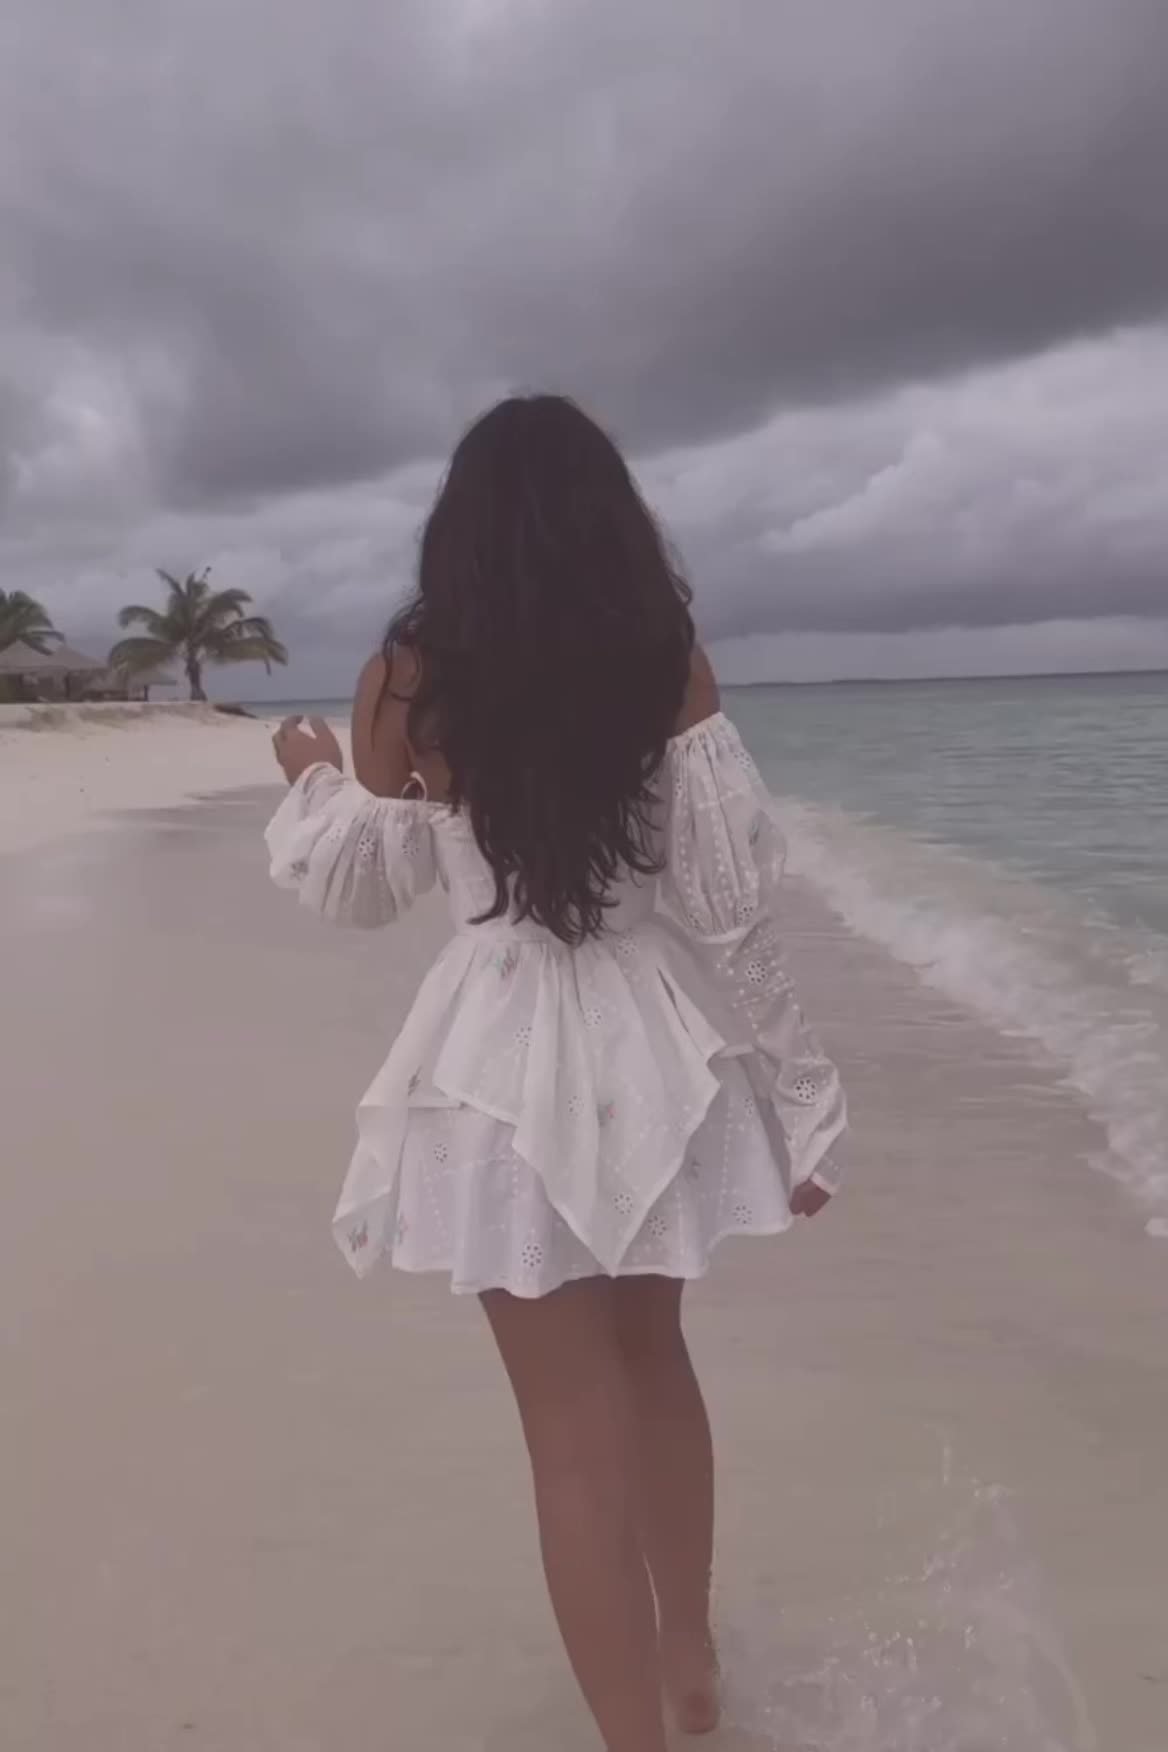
[269,711,846,1291]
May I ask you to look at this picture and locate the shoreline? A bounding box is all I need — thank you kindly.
[0,765,1165,1746]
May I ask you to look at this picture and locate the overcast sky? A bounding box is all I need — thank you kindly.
[3,0,1167,693]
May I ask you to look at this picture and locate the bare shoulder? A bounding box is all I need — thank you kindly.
[352,645,453,801]
[672,643,721,736]
[355,644,421,707]
[351,648,415,798]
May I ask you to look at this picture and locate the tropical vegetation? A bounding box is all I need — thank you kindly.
[109,568,287,701]
[0,589,61,657]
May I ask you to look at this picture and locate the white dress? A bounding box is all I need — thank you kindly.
[265,712,847,1297]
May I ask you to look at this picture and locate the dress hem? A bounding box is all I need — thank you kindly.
[389,1212,797,1299]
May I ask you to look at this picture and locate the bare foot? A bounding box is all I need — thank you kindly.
[659,1627,721,1736]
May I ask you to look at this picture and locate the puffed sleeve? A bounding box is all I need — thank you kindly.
[265,763,438,929]
[659,714,848,1193]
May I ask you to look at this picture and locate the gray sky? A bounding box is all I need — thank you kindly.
[3,0,1167,693]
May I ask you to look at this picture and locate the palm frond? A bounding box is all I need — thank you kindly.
[191,588,256,637]
[204,588,254,617]
[0,589,62,655]
[117,603,173,635]
[156,567,212,597]
[108,636,176,674]
[217,613,281,642]
[1,626,59,657]
[206,635,288,672]
[0,589,55,618]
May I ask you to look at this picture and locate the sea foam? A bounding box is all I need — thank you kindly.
[774,797,1168,1237]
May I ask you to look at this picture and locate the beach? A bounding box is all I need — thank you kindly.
[0,704,279,856]
[2,708,1167,1751]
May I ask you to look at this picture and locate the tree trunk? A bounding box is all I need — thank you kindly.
[186,654,207,701]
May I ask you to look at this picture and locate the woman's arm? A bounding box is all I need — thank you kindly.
[672,643,721,736]
[266,692,439,929]
[272,715,344,784]
[272,653,417,798]
[351,651,414,799]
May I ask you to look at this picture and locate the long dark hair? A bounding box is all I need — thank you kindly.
[382,394,694,943]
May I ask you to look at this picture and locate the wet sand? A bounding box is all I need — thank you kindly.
[2,775,1166,1750]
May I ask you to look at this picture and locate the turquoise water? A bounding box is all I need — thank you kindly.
[729,675,1168,1234]
[730,675,1168,937]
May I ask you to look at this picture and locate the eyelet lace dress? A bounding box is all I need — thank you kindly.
[266,713,847,1297]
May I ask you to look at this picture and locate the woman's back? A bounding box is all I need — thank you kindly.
[349,640,716,943]
[351,396,699,944]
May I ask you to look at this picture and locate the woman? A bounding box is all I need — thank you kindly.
[267,394,846,1751]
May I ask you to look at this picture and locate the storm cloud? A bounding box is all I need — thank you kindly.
[2,0,1167,686]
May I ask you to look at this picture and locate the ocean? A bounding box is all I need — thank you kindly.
[253,674,1168,1236]
[731,674,1168,1238]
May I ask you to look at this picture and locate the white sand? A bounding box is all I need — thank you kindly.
[1,732,1166,1750]
[0,703,286,854]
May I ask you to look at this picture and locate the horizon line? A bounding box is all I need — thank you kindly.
[242,665,1168,703]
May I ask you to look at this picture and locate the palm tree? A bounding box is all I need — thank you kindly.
[110,568,288,702]
[0,589,61,656]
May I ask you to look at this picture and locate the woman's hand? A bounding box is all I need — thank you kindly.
[273,716,344,785]
[790,1179,832,1218]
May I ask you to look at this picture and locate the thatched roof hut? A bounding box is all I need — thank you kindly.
[1,639,183,701]
[0,639,106,680]
[0,640,109,700]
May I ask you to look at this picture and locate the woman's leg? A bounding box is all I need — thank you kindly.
[481,1278,669,1752]
[613,1277,720,1734]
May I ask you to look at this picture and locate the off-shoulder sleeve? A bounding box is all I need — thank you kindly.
[659,714,848,1193]
[659,712,787,938]
[265,763,438,928]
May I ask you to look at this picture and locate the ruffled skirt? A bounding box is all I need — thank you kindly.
[384,1059,794,1296]
[332,914,843,1297]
